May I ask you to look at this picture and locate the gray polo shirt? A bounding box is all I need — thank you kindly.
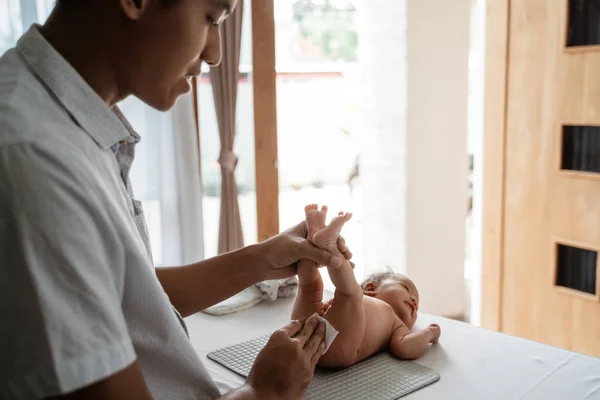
[0,26,220,399]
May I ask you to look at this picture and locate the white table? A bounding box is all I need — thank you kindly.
[185,297,600,399]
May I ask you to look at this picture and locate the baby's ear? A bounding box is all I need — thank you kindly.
[363,282,377,297]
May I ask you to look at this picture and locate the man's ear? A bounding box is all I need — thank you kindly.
[119,0,150,20]
[363,282,377,297]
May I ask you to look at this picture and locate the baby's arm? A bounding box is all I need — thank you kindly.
[389,321,441,361]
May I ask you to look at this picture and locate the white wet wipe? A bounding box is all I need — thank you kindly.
[314,314,339,353]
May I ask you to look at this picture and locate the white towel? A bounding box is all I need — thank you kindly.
[203,286,263,316]
[257,277,298,301]
[203,277,299,316]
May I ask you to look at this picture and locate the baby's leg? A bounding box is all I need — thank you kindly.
[291,258,328,320]
[312,212,366,367]
[312,212,363,297]
[291,205,329,320]
[319,291,366,367]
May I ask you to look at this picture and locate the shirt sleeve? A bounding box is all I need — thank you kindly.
[0,141,137,399]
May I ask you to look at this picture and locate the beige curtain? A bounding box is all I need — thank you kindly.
[211,1,244,254]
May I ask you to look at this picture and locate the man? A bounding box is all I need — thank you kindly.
[0,0,352,399]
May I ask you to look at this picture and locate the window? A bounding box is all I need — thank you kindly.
[561,125,600,174]
[275,0,363,287]
[556,243,597,295]
[567,0,600,47]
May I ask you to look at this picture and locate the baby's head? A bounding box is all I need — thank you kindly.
[361,270,419,329]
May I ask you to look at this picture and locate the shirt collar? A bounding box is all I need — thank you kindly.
[16,25,138,149]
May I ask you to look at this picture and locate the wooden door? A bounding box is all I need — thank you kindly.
[499,0,600,357]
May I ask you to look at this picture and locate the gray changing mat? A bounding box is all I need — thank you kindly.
[207,334,440,399]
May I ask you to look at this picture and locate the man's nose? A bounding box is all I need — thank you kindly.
[203,28,223,67]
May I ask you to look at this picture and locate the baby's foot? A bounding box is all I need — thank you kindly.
[305,204,328,241]
[428,324,441,343]
[311,211,353,254]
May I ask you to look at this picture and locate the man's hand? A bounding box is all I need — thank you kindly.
[257,221,353,280]
[157,221,353,317]
[246,315,326,400]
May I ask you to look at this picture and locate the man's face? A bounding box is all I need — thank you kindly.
[118,0,237,111]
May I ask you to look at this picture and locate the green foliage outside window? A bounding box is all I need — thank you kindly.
[292,0,357,63]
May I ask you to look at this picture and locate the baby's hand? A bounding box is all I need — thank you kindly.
[428,324,441,343]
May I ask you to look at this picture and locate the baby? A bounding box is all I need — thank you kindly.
[291,204,441,368]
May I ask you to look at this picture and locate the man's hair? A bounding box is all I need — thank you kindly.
[360,268,402,291]
[57,0,144,6]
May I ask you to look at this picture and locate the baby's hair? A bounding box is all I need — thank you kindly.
[360,267,404,290]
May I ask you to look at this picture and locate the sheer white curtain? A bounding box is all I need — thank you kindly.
[121,96,204,266]
[1,0,204,266]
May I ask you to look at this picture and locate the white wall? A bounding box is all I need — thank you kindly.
[357,0,408,276]
[406,0,469,317]
[359,0,469,317]
[467,0,487,326]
